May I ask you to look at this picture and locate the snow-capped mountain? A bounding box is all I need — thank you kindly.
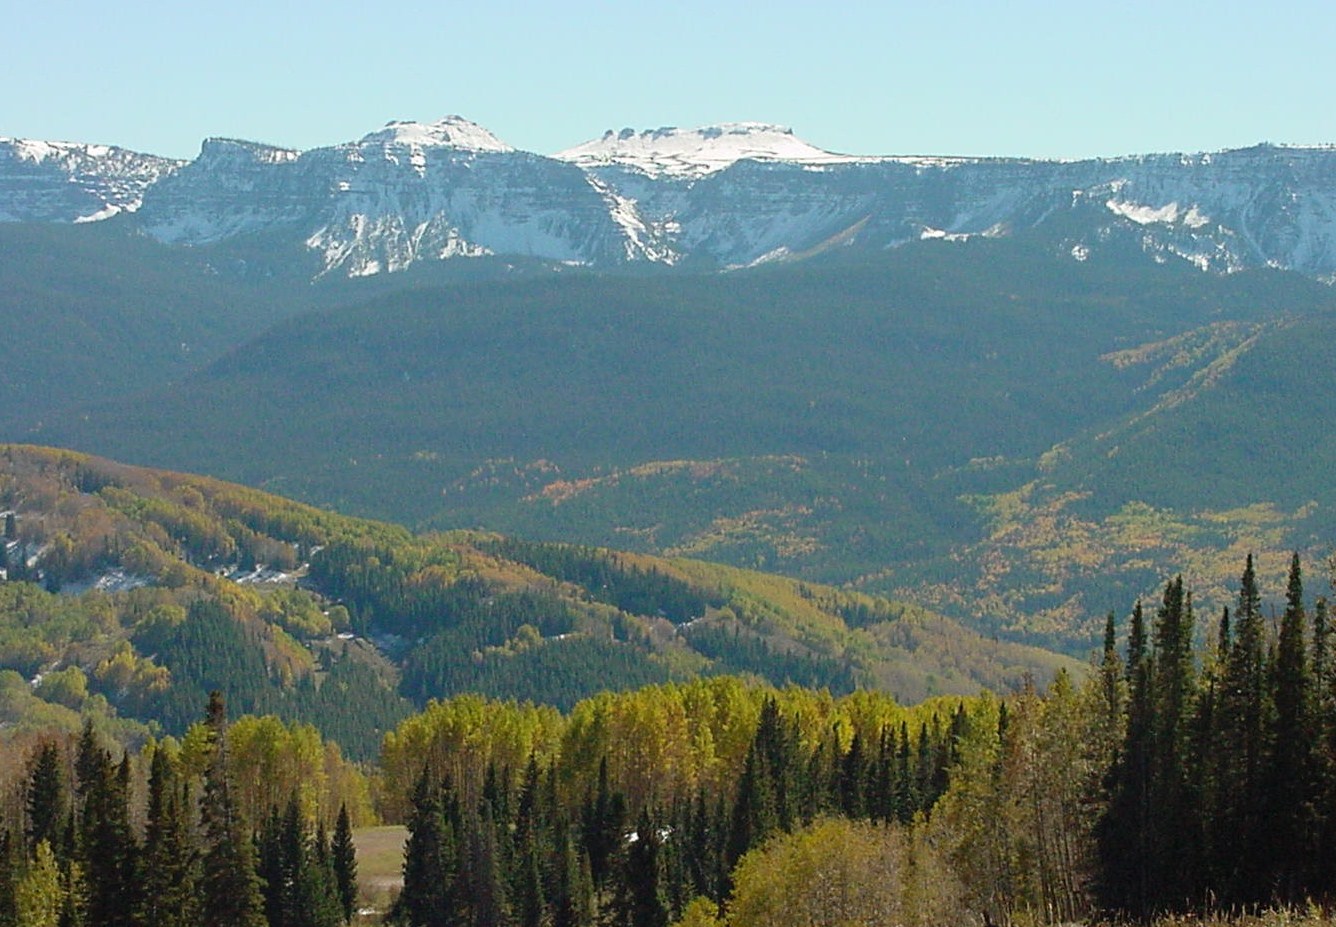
[136,117,642,276]
[553,122,868,179]
[4,116,1336,281]
[0,138,181,223]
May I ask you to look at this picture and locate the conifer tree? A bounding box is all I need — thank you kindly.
[198,692,267,927]
[1313,596,1336,888]
[257,807,286,927]
[751,698,801,830]
[837,731,865,818]
[724,744,775,874]
[616,809,667,927]
[137,749,200,927]
[549,825,591,927]
[513,844,543,927]
[75,727,139,927]
[1096,600,1153,916]
[394,771,455,927]
[1149,577,1197,905]
[331,804,357,924]
[26,742,66,858]
[465,806,507,927]
[298,822,344,927]
[581,758,624,892]
[893,721,917,823]
[1214,555,1271,905]
[1267,553,1313,900]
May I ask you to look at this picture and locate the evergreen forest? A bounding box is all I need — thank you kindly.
[4,555,1336,925]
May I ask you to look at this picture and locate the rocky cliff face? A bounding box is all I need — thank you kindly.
[4,118,1336,282]
[0,138,181,223]
[136,118,638,277]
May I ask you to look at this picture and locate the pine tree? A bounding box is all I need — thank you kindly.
[466,806,507,927]
[26,742,66,858]
[138,749,200,927]
[393,771,454,927]
[837,731,865,818]
[1267,553,1314,900]
[298,822,344,927]
[1099,610,1123,722]
[1214,555,1271,906]
[581,758,624,892]
[550,826,591,927]
[751,698,801,831]
[893,721,917,823]
[1313,596,1336,889]
[257,807,286,927]
[331,804,357,924]
[1149,577,1197,906]
[513,844,543,927]
[616,809,666,927]
[724,744,775,874]
[75,727,139,927]
[198,692,267,927]
[1096,600,1154,916]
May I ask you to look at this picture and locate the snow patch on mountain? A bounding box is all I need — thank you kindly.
[0,137,182,222]
[308,214,491,278]
[1105,199,1211,229]
[555,123,869,178]
[10,121,1336,283]
[582,175,678,263]
[359,117,514,153]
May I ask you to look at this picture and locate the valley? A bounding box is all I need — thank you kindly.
[4,113,1336,927]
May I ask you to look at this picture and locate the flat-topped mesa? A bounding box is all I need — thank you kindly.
[356,116,515,153]
[194,137,301,165]
[554,122,867,178]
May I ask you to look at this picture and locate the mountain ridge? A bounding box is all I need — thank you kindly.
[5,119,1336,280]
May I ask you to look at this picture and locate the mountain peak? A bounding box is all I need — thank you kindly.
[554,122,862,178]
[357,116,514,153]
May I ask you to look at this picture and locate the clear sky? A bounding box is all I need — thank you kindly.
[4,0,1334,161]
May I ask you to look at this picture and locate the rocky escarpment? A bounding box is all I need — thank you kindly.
[4,118,1336,281]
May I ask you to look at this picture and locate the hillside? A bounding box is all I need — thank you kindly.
[0,445,1072,757]
[21,235,1336,651]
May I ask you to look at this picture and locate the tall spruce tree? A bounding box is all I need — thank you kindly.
[198,692,267,927]
[724,744,776,874]
[1149,577,1197,906]
[1096,600,1154,916]
[300,822,344,927]
[1267,553,1314,900]
[393,771,455,927]
[465,806,507,927]
[25,742,66,858]
[331,804,357,924]
[137,749,200,927]
[1214,555,1271,905]
[616,809,667,927]
[581,758,624,893]
[75,726,139,927]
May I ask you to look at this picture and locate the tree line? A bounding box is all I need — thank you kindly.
[5,553,1335,925]
[1096,553,1336,915]
[0,695,359,927]
[389,694,962,927]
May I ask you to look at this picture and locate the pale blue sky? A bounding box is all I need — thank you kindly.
[4,0,1333,161]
